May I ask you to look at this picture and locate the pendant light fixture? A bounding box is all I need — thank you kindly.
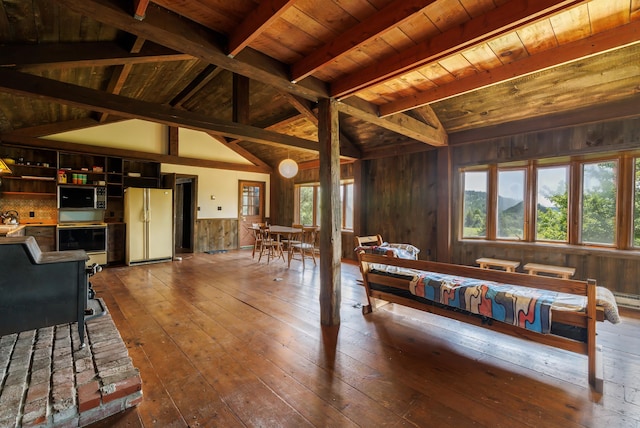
[278,155,298,178]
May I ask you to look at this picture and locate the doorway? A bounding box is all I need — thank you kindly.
[238,180,265,248]
[164,173,197,254]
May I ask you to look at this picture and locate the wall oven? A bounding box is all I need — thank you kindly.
[57,223,108,266]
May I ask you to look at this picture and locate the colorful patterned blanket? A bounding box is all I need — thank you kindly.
[410,272,556,334]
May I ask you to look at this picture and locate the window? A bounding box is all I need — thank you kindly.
[536,166,568,242]
[295,181,353,230]
[634,158,640,246]
[581,161,617,245]
[497,169,525,239]
[459,153,634,249]
[462,171,487,238]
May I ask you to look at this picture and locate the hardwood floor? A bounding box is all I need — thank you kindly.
[88,250,640,427]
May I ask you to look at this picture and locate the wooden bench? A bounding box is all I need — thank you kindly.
[524,263,575,280]
[476,257,520,272]
[356,251,607,392]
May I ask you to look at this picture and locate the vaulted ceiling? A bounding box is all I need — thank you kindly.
[0,0,638,173]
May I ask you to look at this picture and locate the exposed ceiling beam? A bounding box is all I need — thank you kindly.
[279,91,361,159]
[0,69,322,153]
[380,21,640,117]
[228,0,296,57]
[339,98,447,146]
[133,0,150,20]
[53,0,328,102]
[331,0,588,99]
[291,0,436,83]
[1,41,192,71]
[170,65,224,109]
[97,37,146,123]
[207,133,272,169]
[8,117,125,137]
[0,133,270,173]
[52,0,434,146]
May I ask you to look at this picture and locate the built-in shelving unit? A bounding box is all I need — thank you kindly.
[0,145,162,198]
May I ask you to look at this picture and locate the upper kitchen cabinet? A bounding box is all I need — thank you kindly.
[58,152,107,186]
[106,157,123,199]
[0,146,57,197]
[123,159,160,188]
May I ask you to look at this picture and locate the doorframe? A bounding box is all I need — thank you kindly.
[163,173,198,254]
[238,180,266,249]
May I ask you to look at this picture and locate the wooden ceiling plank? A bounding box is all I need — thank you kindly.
[291,0,437,82]
[53,0,328,102]
[0,133,271,173]
[2,41,192,70]
[449,95,640,145]
[228,0,297,57]
[339,97,447,146]
[331,0,590,98]
[379,20,640,116]
[133,0,150,20]
[0,69,321,153]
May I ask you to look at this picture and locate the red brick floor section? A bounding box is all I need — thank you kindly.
[0,303,142,427]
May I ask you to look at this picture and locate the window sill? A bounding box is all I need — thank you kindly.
[458,239,640,260]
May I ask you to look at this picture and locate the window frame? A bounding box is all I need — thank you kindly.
[458,150,638,251]
[294,180,354,231]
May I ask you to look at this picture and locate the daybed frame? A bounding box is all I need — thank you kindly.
[357,251,604,392]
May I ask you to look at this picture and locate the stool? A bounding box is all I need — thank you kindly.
[476,257,520,272]
[523,263,575,280]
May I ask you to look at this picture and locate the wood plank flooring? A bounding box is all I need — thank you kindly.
[88,250,640,427]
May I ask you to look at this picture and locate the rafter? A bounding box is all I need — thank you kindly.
[0,69,321,152]
[52,0,436,147]
[133,0,150,20]
[279,91,361,158]
[339,98,447,146]
[1,41,191,71]
[170,65,224,109]
[97,37,146,123]
[9,117,125,137]
[331,0,588,99]
[290,0,436,83]
[228,0,296,57]
[379,21,640,116]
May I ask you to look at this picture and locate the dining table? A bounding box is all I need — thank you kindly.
[251,225,303,264]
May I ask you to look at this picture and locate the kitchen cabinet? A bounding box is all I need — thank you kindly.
[24,226,56,252]
[0,146,57,197]
[107,222,125,264]
[0,144,161,200]
[123,159,161,188]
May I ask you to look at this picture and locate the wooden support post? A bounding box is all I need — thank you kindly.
[436,146,451,262]
[168,126,179,156]
[318,98,341,326]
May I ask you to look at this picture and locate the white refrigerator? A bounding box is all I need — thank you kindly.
[124,187,173,265]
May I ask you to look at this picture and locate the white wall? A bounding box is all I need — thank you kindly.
[161,164,269,219]
[45,119,270,219]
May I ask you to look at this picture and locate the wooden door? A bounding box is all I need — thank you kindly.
[238,181,265,248]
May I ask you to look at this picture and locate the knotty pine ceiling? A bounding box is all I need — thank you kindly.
[0,0,638,172]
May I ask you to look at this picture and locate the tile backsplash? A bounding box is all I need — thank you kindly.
[0,198,57,223]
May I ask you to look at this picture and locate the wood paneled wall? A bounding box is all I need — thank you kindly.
[195,218,238,252]
[448,117,640,296]
[360,150,438,261]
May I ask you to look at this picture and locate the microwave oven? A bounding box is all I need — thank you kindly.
[58,185,107,209]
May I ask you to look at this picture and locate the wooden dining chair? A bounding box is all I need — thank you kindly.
[288,226,318,268]
[259,227,285,263]
[251,223,266,259]
[281,223,302,254]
